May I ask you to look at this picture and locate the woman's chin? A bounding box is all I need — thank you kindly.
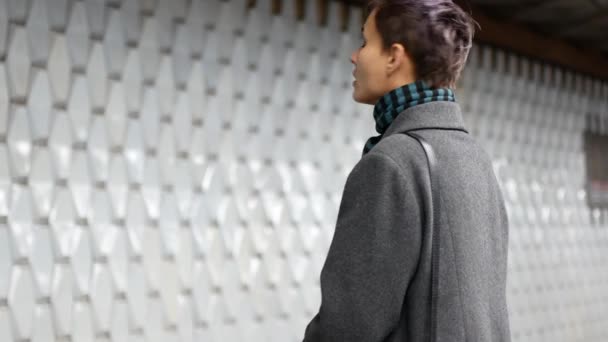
[352,90,374,105]
[352,86,364,103]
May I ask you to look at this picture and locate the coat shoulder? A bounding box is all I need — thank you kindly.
[363,133,430,177]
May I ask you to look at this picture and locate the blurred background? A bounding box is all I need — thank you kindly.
[0,0,607,341]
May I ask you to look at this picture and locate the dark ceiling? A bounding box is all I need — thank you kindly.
[343,0,608,57]
[466,0,608,56]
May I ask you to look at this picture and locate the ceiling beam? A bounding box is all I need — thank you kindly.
[452,0,608,80]
[334,0,608,79]
[508,0,565,21]
[553,8,608,36]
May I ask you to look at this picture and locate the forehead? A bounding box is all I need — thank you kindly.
[362,8,378,35]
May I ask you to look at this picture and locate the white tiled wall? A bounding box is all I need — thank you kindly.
[0,0,607,341]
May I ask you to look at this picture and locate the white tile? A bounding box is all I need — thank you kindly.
[200,0,220,29]
[0,227,12,298]
[185,0,205,58]
[175,228,193,290]
[221,260,245,321]
[246,200,273,255]
[232,37,248,90]
[7,111,32,179]
[127,260,148,330]
[124,119,145,184]
[121,0,141,45]
[108,155,128,219]
[111,299,129,342]
[292,24,313,78]
[206,230,227,289]
[190,194,212,255]
[139,17,160,83]
[103,9,127,78]
[156,56,175,116]
[172,24,192,87]
[89,190,113,251]
[173,159,192,218]
[142,156,161,219]
[7,0,29,22]
[202,31,219,90]
[50,264,73,336]
[186,61,205,120]
[158,258,179,326]
[72,301,95,342]
[8,265,35,340]
[201,163,227,223]
[123,48,142,114]
[31,304,55,342]
[142,226,162,292]
[26,0,51,65]
[0,64,8,136]
[0,1,7,59]
[202,94,221,157]
[29,227,55,297]
[144,297,167,342]
[91,263,114,331]
[125,191,146,257]
[216,0,244,61]
[235,229,258,288]
[268,18,289,72]
[156,0,175,52]
[220,200,243,256]
[65,2,90,71]
[47,0,70,31]
[107,228,128,293]
[0,145,10,217]
[71,229,92,295]
[48,36,72,106]
[139,0,156,14]
[192,260,214,324]
[306,52,329,89]
[30,149,55,217]
[68,151,91,219]
[8,186,35,258]
[240,71,262,121]
[86,43,108,112]
[67,75,92,143]
[84,0,106,39]
[177,294,193,342]
[88,116,110,183]
[159,193,179,257]
[216,66,234,125]
[173,91,191,153]
[157,123,176,186]
[0,306,14,342]
[188,127,207,185]
[141,86,160,150]
[249,263,279,318]
[246,0,271,40]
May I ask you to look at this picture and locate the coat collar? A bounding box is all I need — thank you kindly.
[382,101,469,138]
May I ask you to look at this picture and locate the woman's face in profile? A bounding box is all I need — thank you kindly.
[350,9,390,105]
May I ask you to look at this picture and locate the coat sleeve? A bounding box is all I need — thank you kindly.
[302,152,424,342]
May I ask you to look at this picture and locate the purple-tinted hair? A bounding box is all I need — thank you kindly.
[366,0,476,88]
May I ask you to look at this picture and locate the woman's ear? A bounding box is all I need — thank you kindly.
[386,43,406,75]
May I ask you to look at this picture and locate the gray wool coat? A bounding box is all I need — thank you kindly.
[302,101,511,342]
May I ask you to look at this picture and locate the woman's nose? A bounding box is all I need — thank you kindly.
[350,51,357,65]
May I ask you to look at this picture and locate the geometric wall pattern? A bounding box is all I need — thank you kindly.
[0,0,607,341]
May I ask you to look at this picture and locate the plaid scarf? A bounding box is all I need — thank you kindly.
[362,80,456,155]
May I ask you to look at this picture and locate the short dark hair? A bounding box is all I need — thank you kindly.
[366,0,476,88]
